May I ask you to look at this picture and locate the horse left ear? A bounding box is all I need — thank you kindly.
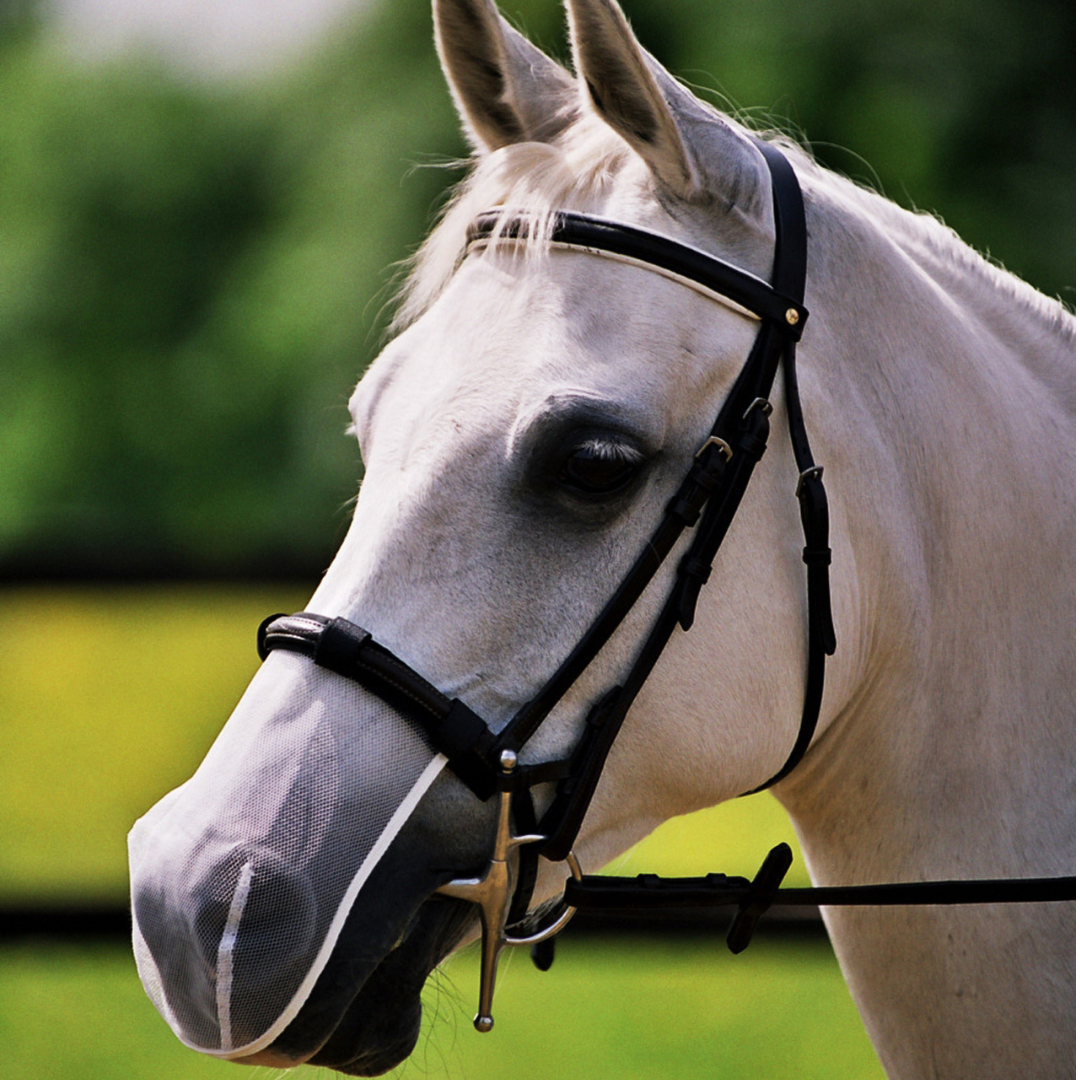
[435,0,578,153]
[565,0,768,213]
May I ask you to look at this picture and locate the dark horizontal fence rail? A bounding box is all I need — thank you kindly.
[0,562,325,585]
[0,903,824,944]
[570,904,825,938]
[1,904,132,940]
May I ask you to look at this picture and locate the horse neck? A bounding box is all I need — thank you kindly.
[771,179,1075,889]
[747,184,1076,1080]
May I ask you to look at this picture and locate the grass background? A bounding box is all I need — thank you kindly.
[0,586,884,1078]
[2,938,885,1080]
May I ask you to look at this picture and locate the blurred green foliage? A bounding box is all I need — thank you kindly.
[0,0,1073,578]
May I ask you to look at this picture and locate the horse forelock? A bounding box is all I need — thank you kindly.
[393,117,634,331]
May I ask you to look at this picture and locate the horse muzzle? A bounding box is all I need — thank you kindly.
[127,651,456,1061]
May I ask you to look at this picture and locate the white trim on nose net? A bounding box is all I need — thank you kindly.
[217,860,255,1053]
[221,752,448,1060]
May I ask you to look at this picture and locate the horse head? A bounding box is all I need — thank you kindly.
[129,1,1074,1077]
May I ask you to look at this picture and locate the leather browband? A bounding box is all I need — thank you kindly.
[465,210,810,338]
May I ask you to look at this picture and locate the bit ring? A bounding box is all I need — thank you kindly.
[504,850,583,947]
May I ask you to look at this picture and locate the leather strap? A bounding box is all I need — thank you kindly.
[565,843,1076,954]
[254,143,1075,951]
[467,210,808,336]
[258,612,499,799]
[528,143,824,857]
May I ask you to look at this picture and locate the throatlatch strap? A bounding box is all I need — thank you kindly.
[741,350,835,794]
[738,145,835,794]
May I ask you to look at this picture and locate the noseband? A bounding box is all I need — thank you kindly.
[258,142,1073,1031]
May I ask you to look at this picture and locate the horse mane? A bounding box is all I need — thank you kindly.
[800,155,1076,344]
[393,110,1075,351]
[393,114,634,331]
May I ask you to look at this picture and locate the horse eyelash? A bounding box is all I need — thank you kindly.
[575,437,644,464]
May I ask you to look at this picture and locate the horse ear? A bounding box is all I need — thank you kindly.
[565,0,768,212]
[565,0,700,195]
[435,0,578,152]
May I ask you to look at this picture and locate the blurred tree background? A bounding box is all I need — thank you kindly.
[0,0,1073,581]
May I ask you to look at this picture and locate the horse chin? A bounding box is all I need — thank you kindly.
[299,948,427,1077]
[265,886,475,1076]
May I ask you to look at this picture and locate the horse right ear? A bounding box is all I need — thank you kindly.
[434,0,578,152]
[565,0,771,218]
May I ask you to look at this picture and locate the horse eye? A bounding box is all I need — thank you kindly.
[560,439,641,495]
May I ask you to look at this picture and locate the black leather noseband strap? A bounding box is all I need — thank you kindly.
[258,613,499,799]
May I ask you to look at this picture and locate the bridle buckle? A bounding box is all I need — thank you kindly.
[695,435,733,462]
[743,397,774,422]
[795,464,825,498]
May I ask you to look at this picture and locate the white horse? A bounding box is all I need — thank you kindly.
[128,1,1075,1077]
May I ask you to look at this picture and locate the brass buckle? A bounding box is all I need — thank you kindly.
[695,435,733,462]
[742,397,773,422]
[436,750,581,1032]
[795,464,824,498]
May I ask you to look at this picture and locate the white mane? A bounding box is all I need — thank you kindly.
[802,154,1075,339]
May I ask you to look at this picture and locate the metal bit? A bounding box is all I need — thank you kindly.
[436,749,579,1032]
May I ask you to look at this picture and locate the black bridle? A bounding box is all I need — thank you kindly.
[260,143,826,823]
[256,142,1074,1029]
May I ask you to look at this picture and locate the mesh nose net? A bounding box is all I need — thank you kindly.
[128,651,445,1058]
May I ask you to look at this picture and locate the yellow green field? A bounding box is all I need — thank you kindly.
[1,936,885,1080]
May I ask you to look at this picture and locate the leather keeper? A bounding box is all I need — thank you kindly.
[802,546,832,567]
[315,617,373,676]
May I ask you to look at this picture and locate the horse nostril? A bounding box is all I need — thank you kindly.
[200,852,317,969]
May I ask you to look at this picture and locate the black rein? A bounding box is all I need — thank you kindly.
[565,843,1075,956]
